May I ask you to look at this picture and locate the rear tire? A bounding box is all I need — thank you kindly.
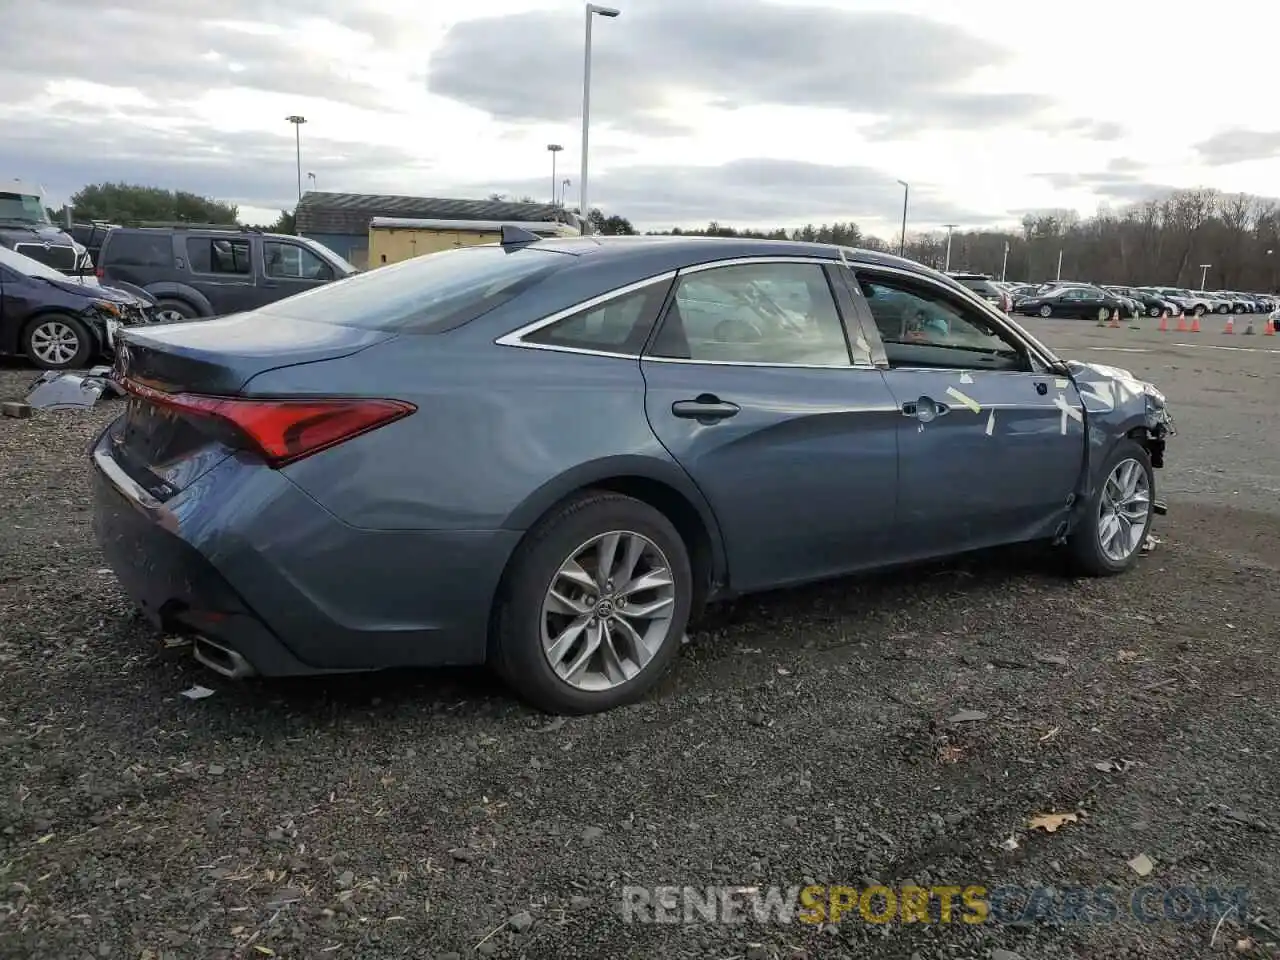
[23,314,94,370]
[491,492,692,715]
[154,298,200,323]
[1067,440,1155,577]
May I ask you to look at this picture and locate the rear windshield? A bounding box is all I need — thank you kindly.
[255,244,569,332]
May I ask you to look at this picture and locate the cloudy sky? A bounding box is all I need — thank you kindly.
[3,0,1279,236]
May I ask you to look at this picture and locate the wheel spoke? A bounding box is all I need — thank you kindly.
[618,568,673,598]
[545,587,590,617]
[610,613,654,670]
[560,620,603,682]
[557,558,596,592]
[619,595,675,618]
[544,614,591,667]
[615,534,645,587]
[595,533,621,587]
[597,621,630,685]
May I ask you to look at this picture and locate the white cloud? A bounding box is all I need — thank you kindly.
[3,0,1280,234]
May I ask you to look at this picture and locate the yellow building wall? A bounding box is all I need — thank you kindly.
[367,228,502,267]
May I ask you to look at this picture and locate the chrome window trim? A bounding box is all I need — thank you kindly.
[494,271,677,352]
[845,261,1058,370]
[494,254,882,369]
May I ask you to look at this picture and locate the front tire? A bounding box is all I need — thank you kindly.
[491,492,693,714]
[1148,306,1161,317]
[1067,440,1155,576]
[1193,305,1207,317]
[23,314,94,370]
[1039,304,1052,318]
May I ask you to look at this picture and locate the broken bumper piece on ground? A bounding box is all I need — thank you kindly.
[25,366,124,411]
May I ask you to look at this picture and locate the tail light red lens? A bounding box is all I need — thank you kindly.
[120,378,415,466]
[95,267,104,279]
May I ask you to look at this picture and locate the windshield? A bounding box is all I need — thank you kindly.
[299,236,358,276]
[0,191,51,224]
[0,242,72,280]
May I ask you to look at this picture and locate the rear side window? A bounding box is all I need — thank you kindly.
[521,281,671,355]
[257,245,567,332]
[101,232,173,268]
[187,237,251,275]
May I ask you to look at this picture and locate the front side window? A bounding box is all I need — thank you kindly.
[649,261,851,365]
[858,274,1028,372]
[264,241,332,280]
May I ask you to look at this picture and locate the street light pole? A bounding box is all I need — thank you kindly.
[896,179,909,257]
[285,115,307,201]
[1000,240,1009,281]
[1199,263,1211,288]
[547,144,563,205]
[580,4,620,233]
[942,223,958,272]
[1056,249,1064,282]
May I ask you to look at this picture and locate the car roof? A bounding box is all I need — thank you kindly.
[106,225,295,241]
[519,234,936,273]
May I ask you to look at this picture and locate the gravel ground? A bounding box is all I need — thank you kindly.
[1,336,1278,960]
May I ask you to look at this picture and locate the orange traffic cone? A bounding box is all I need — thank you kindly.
[1189,314,1201,333]
[1224,316,1234,334]
[1176,313,1189,332]
[1266,317,1277,336]
[1158,311,1169,332]
[1109,309,1121,329]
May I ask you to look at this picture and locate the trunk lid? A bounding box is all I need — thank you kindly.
[108,314,394,500]
[117,313,392,394]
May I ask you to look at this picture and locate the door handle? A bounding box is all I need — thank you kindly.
[672,395,741,423]
[902,397,950,422]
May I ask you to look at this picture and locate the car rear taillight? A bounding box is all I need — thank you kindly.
[95,267,104,279]
[120,377,414,467]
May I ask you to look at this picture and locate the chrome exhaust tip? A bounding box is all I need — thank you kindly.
[193,637,256,679]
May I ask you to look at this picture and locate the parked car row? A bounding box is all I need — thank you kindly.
[0,222,357,369]
[999,278,1277,321]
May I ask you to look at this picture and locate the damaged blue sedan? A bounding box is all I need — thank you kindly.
[91,233,1173,714]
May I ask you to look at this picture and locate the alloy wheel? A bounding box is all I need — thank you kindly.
[30,321,81,366]
[156,309,188,323]
[1039,305,1052,318]
[540,530,677,692]
[1097,458,1151,563]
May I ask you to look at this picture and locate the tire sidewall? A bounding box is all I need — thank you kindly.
[1071,440,1155,575]
[23,314,94,370]
[495,494,693,714]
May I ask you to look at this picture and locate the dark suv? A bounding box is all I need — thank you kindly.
[96,226,358,322]
[948,272,1013,313]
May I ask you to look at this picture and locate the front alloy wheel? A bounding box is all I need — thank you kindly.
[24,316,93,370]
[1067,439,1155,576]
[1097,459,1151,563]
[1039,304,1053,318]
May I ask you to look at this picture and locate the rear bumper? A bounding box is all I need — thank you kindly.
[90,429,521,675]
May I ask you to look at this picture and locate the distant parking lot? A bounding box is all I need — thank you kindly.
[1,317,1278,959]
